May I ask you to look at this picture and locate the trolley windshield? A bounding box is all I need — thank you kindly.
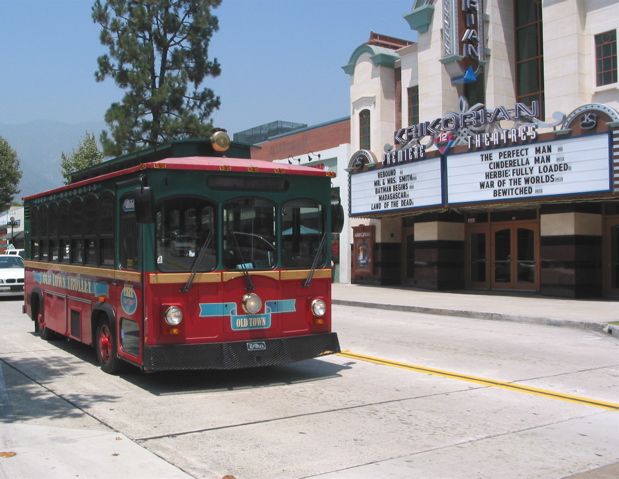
[155,196,326,271]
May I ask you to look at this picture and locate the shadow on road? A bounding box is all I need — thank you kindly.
[1,353,120,423]
[8,327,350,398]
[120,357,350,396]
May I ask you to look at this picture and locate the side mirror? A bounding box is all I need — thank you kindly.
[135,186,155,224]
[331,201,344,234]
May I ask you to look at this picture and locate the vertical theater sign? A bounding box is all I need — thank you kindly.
[441,0,487,83]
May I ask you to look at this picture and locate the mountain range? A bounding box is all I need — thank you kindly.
[0,120,107,200]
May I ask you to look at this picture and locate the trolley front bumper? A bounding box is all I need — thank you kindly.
[142,332,340,371]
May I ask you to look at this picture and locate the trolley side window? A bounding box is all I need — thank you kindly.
[119,195,139,270]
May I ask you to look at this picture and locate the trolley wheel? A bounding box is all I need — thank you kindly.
[37,312,53,340]
[95,320,123,374]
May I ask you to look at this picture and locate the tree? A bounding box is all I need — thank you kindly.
[0,137,22,210]
[92,0,222,156]
[60,132,104,184]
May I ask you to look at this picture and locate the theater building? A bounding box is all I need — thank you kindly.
[344,0,619,297]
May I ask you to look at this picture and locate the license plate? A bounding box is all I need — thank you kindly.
[246,341,267,352]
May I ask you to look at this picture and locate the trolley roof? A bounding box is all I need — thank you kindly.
[24,139,334,201]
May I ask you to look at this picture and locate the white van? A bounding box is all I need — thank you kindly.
[5,248,24,258]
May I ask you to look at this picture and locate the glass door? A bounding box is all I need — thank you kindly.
[491,221,538,290]
[603,216,619,297]
[466,223,490,289]
[493,227,512,286]
[516,227,536,287]
[402,226,415,285]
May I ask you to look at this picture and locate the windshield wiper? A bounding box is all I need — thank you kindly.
[303,232,327,288]
[180,231,213,293]
[228,231,254,292]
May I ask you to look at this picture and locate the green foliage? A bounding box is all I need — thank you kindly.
[92,0,222,156]
[0,137,22,210]
[60,132,104,184]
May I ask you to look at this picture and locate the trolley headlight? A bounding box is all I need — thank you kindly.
[242,292,262,315]
[311,298,327,317]
[164,306,183,326]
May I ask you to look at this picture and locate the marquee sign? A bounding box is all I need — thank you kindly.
[350,103,616,217]
[350,158,442,215]
[447,133,611,204]
[393,101,539,150]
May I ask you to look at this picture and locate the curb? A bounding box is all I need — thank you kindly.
[333,299,610,333]
[604,323,619,337]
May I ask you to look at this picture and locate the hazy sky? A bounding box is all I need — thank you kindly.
[0,0,417,135]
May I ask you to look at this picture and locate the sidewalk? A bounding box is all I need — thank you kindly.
[331,283,619,335]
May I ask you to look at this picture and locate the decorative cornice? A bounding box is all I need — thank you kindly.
[342,44,399,76]
[404,4,435,34]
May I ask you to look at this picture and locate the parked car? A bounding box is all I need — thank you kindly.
[0,254,24,296]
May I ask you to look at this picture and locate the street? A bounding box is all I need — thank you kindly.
[1,298,618,479]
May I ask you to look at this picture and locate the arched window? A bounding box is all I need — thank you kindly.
[359,109,371,150]
[99,191,115,267]
[515,0,545,118]
[70,198,84,264]
[58,201,71,262]
[84,194,99,265]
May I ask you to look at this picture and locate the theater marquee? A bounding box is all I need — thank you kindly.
[350,157,442,215]
[447,133,611,204]
[349,103,617,217]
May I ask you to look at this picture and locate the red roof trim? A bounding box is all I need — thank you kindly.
[23,156,333,201]
[150,156,333,176]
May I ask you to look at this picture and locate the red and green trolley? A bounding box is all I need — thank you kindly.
[23,133,342,373]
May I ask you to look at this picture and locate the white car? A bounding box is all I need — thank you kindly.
[5,248,24,258]
[0,254,24,296]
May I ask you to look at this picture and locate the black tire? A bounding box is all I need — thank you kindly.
[31,296,40,334]
[35,305,55,340]
[95,320,123,374]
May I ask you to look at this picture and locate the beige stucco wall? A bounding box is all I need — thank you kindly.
[416,1,459,120]
[349,53,397,156]
[484,0,517,108]
[540,212,603,236]
[399,44,418,126]
[414,221,465,242]
[349,217,402,244]
[544,0,619,117]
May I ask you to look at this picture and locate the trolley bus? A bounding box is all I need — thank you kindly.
[23,133,342,373]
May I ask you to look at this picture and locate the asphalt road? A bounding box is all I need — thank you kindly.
[1,299,618,478]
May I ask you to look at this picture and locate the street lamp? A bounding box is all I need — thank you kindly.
[8,216,18,246]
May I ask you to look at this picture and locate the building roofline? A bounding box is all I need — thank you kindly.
[255,116,350,143]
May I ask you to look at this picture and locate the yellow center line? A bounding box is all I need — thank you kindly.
[338,350,619,411]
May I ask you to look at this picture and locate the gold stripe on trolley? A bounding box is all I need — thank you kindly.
[149,272,222,284]
[222,271,280,282]
[24,260,141,282]
[280,269,332,280]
